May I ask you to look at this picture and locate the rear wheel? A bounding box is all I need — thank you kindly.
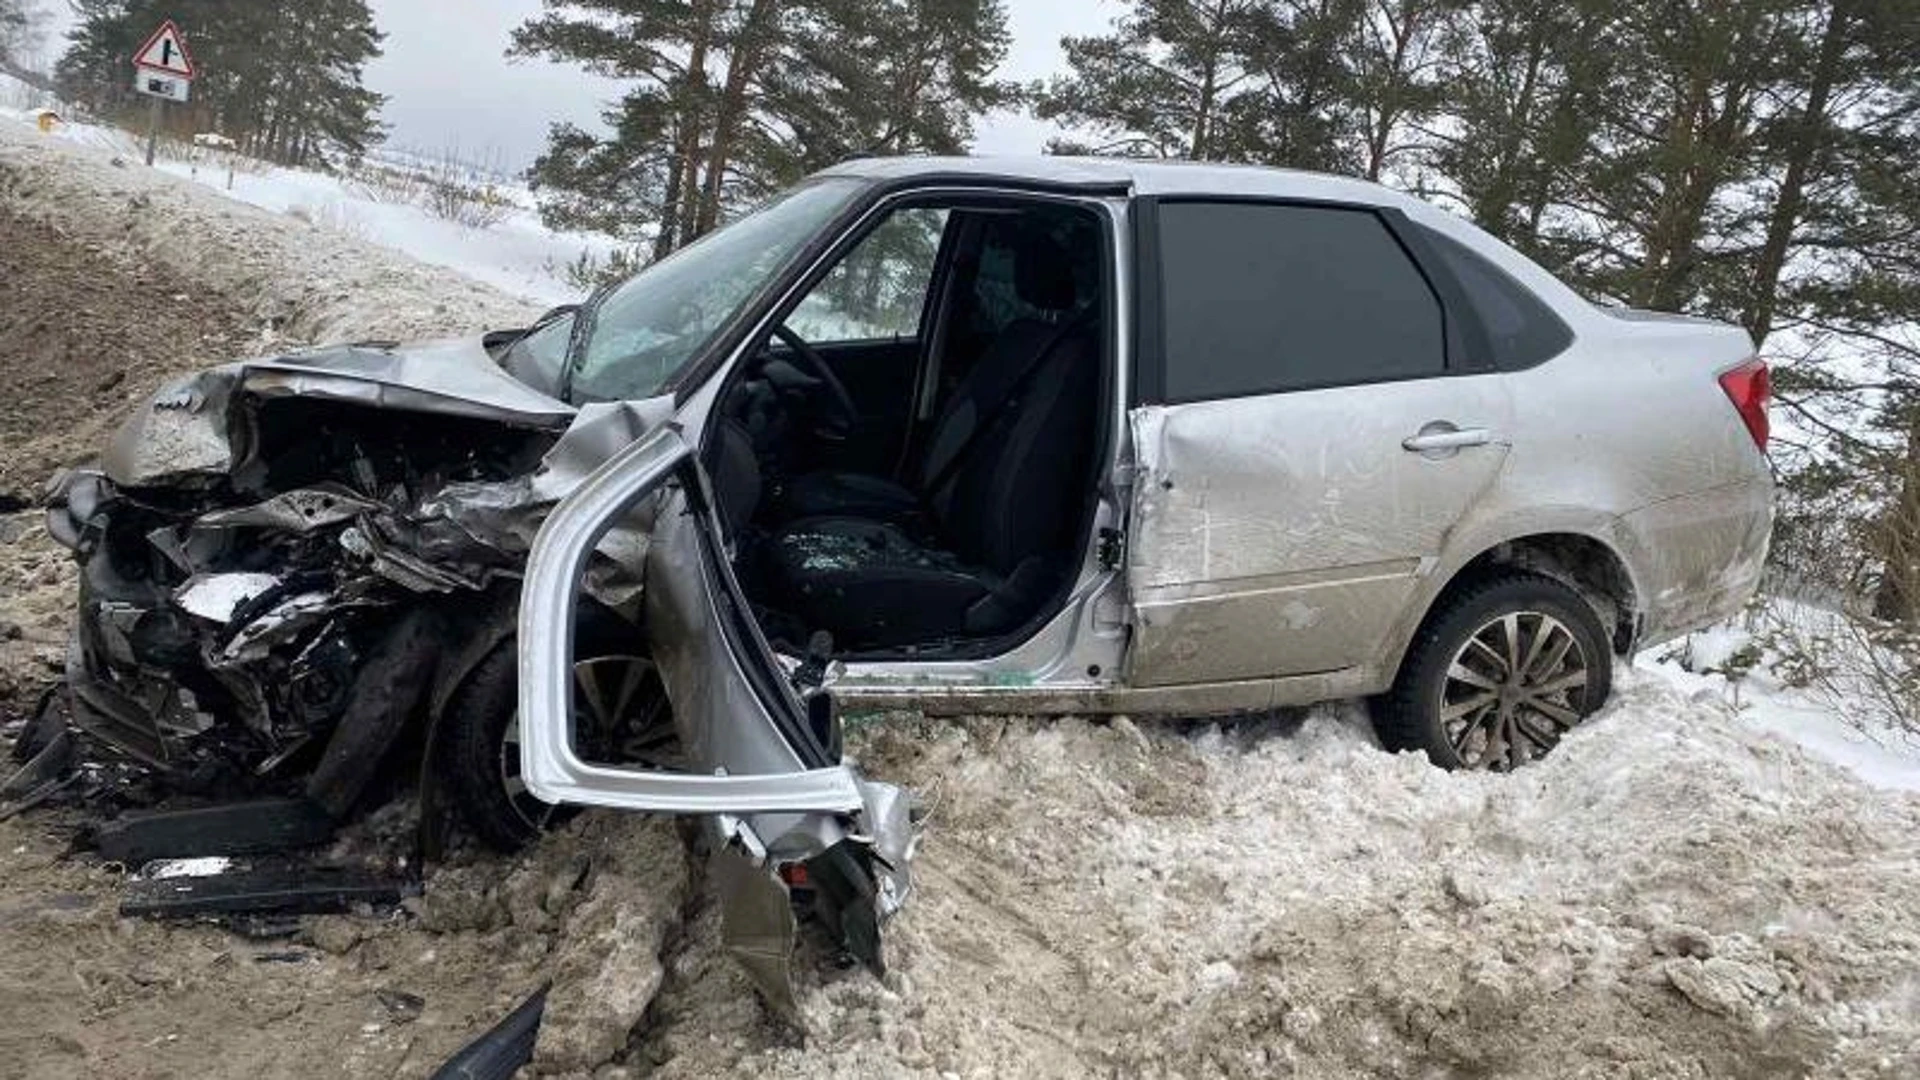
[1374,572,1612,771]
[441,642,675,851]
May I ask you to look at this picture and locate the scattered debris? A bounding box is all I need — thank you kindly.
[374,987,425,1024]
[94,797,335,863]
[531,816,693,1073]
[137,856,235,880]
[429,985,548,1080]
[120,866,411,919]
[302,913,363,955]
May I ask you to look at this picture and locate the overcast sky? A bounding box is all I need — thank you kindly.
[39,1,1117,170]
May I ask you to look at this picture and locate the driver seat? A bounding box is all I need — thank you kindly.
[778,229,1082,523]
[763,238,1098,648]
[766,330,1098,648]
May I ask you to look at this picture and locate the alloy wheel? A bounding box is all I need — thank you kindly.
[497,655,677,834]
[1438,610,1591,770]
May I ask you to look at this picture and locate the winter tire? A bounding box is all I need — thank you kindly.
[440,640,674,851]
[1375,571,1613,771]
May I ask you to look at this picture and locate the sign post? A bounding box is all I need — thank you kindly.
[131,19,195,166]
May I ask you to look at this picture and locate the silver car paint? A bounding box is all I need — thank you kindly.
[811,158,1771,712]
[101,337,576,487]
[513,423,915,1014]
[515,429,872,817]
[522,161,1765,752]
[1123,374,1516,687]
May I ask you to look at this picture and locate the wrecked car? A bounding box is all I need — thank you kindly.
[45,157,1773,1004]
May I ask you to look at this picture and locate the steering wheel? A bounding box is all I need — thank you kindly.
[772,324,860,439]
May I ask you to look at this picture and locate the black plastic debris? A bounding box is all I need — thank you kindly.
[429,985,548,1080]
[94,796,336,863]
[1,689,76,821]
[376,987,426,1024]
[120,866,410,919]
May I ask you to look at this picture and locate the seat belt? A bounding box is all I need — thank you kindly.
[919,311,1094,504]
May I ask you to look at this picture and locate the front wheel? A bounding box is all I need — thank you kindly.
[1374,572,1613,771]
[440,641,674,851]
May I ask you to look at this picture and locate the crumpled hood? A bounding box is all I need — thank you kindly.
[103,336,577,487]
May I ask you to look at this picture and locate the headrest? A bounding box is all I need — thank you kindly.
[1013,229,1077,312]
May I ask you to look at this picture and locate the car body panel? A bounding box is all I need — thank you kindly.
[100,337,575,487]
[1616,479,1773,645]
[804,161,1767,711]
[512,421,913,1014]
[1124,372,1515,687]
[514,426,871,817]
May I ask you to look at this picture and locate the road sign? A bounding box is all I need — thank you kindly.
[130,20,197,167]
[133,20,195,78]
[134,71,190,103]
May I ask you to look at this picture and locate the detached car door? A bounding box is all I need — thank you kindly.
[1126,198,1513,686]
[514,423,911,1016]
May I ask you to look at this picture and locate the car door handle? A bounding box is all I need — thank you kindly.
[1402,426,1493,453]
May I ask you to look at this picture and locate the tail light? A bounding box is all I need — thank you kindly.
[1718,358,1770,452]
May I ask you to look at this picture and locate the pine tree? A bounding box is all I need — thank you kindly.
[772,0,1017,169]
[1232,0,1370,172]
[0,0,35,62]
[1427,0,1613,256]
[1034,0,1373,172]
[513,0,1014,255]
[1033,0,1273,159]
[1348,0,1454,181]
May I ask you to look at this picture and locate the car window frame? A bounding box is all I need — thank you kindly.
[698,184,1124,441]
[1411,223,1575,373]
[667,173,1131,407]
[1131,194,1496,407]
[783,205,954,348]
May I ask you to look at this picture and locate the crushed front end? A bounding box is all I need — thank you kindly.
[44,338,920,1016]
[45,343,571,810]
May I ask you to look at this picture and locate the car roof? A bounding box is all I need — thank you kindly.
[816,155,1424,210]
[815,154,1609,331]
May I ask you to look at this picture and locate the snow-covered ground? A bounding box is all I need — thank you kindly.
[1641,598,1920,793]
[0,80,618,306]
[7,88,1920,1078]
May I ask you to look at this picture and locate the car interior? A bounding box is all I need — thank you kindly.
[701,197,1110,658]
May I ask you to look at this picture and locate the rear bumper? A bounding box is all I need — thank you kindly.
[1620,477,1772,647]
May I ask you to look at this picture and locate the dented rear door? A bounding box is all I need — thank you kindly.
[1124,198,1514,687]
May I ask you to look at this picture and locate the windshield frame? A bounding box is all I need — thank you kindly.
[557,168,1136,409]
[559,178,869,405]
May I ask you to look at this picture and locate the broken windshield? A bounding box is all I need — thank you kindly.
[565,178,864,403]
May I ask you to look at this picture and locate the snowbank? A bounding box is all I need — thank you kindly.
[0,86,618,307]
[0,114,537,343]
[1643,599,1920,793]
[642,679,1920,1077]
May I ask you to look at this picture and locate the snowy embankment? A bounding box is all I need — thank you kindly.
[3,106,1919,1077]
[1,112,538,341]
[1641,597,1920,794]
[1,92,612,309]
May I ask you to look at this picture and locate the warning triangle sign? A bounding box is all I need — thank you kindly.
[133,20,194,78]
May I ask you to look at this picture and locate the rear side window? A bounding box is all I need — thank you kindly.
[1416,226,1572,370]
[1155,202,1445,401]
